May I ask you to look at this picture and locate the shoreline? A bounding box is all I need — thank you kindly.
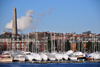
[1,60,100,64]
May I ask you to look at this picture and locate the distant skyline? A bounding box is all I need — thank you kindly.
[0,0,100,34]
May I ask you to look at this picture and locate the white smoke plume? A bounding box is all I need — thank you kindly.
[5,10,34,31]
[48,7,56,15]
[5,7,56,31]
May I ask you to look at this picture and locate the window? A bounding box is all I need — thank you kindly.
[21,42,24,48]
[17,42,19,48]
[12,42,15,48]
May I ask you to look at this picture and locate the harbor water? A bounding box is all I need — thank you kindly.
[0,62,100,67]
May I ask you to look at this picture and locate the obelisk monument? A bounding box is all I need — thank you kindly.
[12,7,17,36]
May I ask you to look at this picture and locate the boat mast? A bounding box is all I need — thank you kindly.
[17,36,18,51]
[22,32,23,51]
[84,29,86,52]
[32,38,34,52]
[44,32,45,51]
[94,34,95,52]
[64,33,65,52]
[54,31,55,52]
[73,30,74,52]
[36,30,37,53]
[61,34,62,52]
[50,32,52,52]
[25,34,27,52]
[7,39,8,51]
[28,33,29,52]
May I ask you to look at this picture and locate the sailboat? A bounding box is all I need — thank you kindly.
[0,51,13,62]
[0,39,13,62]
[47,32,56,61]
[23,51,34,61]
[40,32,48,61]
[31,31,42,61]
[11,35,25,62]
[40,52,48,61]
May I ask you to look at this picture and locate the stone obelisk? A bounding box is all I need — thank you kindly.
[12,7,17,36]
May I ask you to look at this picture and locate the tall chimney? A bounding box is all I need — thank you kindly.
[12,7,17,35]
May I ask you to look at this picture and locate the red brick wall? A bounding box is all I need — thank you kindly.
[71,43,76,52]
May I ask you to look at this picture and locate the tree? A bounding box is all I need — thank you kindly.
[86,41,92,53]
[29,42,32,52]
[96,42,99,51]
[55,40,58,52]
[76,42,79,51]
[47,40,51,52]
[65,40,71,51]
[80,42,82,52]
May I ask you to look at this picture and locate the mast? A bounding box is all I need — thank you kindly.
[73,31,74,52]
[7,39,8,51]
[58,33,60,52]
[61,34,62,52]
[94,34,95,52]
[84,30,86,52]
[28,33,29,52]
[44,32,45,51]
[22,32,23,51]
[50,32,52,52]
[17,36,18,50]
[32,38,34,52]
[64,33,65,52]
[25,34,27,52]
[54,31,55,52]
[36,30,37,53]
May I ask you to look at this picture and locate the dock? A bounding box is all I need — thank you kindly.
[26,60,100,64]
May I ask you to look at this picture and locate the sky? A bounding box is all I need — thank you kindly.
[0,0,100,34]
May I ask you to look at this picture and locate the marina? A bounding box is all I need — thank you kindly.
[0,50,100,64]
[0,0,100,67]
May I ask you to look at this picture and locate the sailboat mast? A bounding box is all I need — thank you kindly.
[44,32,45,51]
[28,33,29,52]
[61,34,62,52]
[32,38,33,52]
[36,30,37,53]
[54,31,55,52]
[64,33,65,52]
[50,32,52,52]
[73,31,74,52]
[7,39,8,51]
[22,32,23,51]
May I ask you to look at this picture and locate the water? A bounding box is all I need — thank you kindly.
[0,62,100,67]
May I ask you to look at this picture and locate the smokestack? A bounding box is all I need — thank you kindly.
[12,7,17,35]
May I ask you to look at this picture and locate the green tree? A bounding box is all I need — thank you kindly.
[29,42,32,52]
[80,42,82,52]
[65,40,71,51]
[97,42,98,51]
[55,40,58,52]
[86,41,92,53]
[76,42,79,51]
[47,40,51,52]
